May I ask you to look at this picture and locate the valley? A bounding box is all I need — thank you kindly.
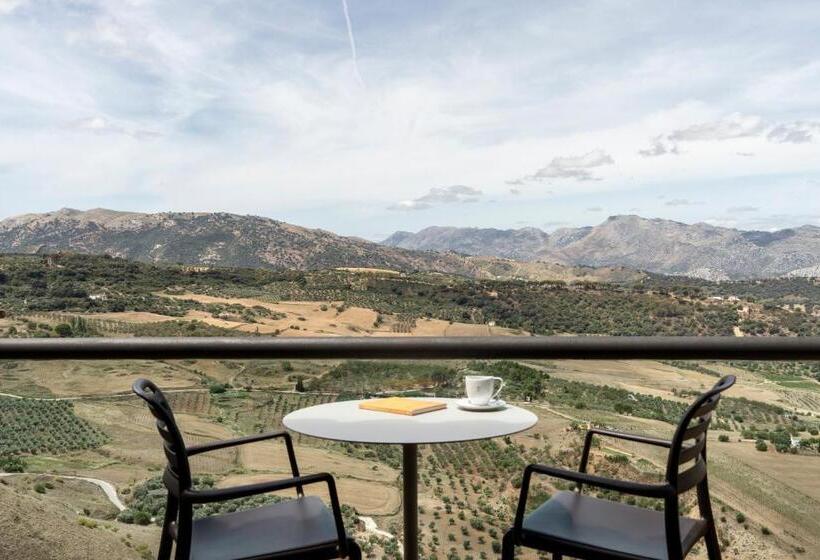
[0,254,819,559]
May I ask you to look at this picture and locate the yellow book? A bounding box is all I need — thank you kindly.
[359,397,446,416]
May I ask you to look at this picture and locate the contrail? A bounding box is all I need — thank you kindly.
[341,0,364,86]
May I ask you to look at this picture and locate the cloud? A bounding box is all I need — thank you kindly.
[0,0,26,15]
[639,115,820,157]
[665,199,703,207]
[669,113,766,142]
[727,205,759,213]
[638,135,679,157]
[767,121,820,144]
[509,188,522,195]
[67,116,160,139]
[736,151,755,157]
[389,185,482,211]
[515,149,614,183]
[543,220,570,229]
[586,206,603,212]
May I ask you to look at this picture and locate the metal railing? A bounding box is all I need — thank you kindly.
[1,335,820,361]
[2,334,818,560]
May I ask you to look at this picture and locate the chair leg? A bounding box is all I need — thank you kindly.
[158,494,178,560]
[173,501,193,560]
[697,476,722,560]
[704,524,722,560]
[346,539,362,560]
[502,529,516,560]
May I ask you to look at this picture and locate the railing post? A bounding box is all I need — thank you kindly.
[403,443,418,560]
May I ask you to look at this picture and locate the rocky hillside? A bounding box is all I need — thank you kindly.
[384,215,820,280]
[0,208,478,273]
[0,209,640,282]
[0,477,156,559]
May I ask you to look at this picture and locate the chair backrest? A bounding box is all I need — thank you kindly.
[665,375,735,493]
[133,378,192,494]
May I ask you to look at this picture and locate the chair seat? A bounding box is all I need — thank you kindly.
[521,491,706,560]
[189,496,339,560]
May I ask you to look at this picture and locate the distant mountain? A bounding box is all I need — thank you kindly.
[383,215,820,280]
[0,208,641,283]
[383,226,550,261]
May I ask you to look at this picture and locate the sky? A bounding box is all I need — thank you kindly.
[1,0,819,240]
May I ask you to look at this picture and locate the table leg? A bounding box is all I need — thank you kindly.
[402,443,418,560]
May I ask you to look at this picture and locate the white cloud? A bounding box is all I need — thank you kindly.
[68,116,160,139]
[0,0,26,15]
[665,199,703,207]
[516,150,614,183]
[668,113,766,142]
[767,121,820,144]
[639,115,820,157]
[389,185,482,211]
[638,135,679,157]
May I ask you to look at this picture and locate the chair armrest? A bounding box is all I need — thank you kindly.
[187,430,292,455]
[588,428,672,448]
[187,431,303,495]
[183,472,348,556]
[513,463,672,531]
[578,428,671,491]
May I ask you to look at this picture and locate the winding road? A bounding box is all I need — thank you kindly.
[0,472,126,511]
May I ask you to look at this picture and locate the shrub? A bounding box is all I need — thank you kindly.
[208,383,227,394]
[54,323,73,337]
[0,454,25,473]
[78,517,98,529]
[735,512,746,523]
[718,434,730,442]
[33,482,47,494]
[755,439,768,452]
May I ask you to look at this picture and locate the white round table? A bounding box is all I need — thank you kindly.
[284,398,538,560]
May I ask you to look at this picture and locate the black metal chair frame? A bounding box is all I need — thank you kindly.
[504,375,736,560]
[133,378,361,560]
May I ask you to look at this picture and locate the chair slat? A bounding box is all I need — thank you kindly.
[692,396,720,420]
[156,422,176,445]
[678,434,706,464]
[677,459,707,491]
[681,413,711,441]
[164,444,180,469]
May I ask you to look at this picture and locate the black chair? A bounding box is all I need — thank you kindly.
[503,375,735,560]
[133,378,362,560]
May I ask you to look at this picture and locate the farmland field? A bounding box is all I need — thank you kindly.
[1,255,819,559]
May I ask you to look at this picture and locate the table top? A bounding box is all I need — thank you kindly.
[283,398,538,445]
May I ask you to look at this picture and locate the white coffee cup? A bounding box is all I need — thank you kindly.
[465,375,505,406]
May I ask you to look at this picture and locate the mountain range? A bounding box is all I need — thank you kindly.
[1,209,818,280]
[0,208,639,283]
[383,215,820,280]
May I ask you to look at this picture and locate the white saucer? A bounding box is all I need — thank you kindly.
[456,398,507,412]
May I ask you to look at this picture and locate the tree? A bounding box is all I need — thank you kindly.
[54,323,73,337]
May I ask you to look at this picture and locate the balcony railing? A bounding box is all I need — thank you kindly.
[2,335,819,559]
[2,335,820,361]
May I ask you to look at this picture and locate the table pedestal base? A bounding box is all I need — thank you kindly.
[402,443,418,560]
